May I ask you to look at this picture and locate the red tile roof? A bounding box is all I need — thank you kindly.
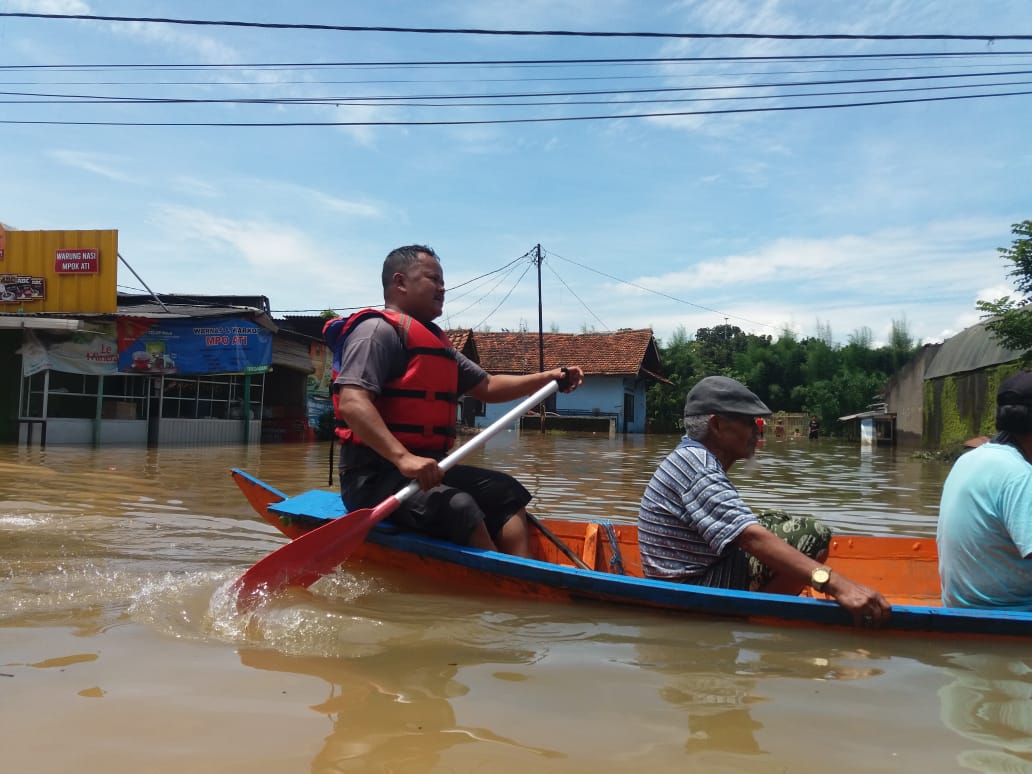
[465,329,660,376]
[445,328,478,361]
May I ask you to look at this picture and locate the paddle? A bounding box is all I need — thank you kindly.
[233,379,561,608]
[527,513,591,570]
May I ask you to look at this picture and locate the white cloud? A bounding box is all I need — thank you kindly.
[458,0,632,28]
[5,0,89,12]
[47,149,139,183]
[110,20,240,64]
[629,219,1007,300]
[307,191,384,219]
[976,284,1019,304]
[150,205,331,272]
[169,176,220,199]
[227,180,385,220]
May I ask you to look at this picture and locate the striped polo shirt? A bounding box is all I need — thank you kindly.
[637,437,757,581]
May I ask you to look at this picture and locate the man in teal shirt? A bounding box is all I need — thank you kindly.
[938,371,1032,609]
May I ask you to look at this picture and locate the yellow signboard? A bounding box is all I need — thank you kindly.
[0,229,118,313]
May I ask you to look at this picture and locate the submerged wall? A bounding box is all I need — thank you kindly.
[924,363,1024,448]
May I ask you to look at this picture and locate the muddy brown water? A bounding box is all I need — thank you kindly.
[2,434,1029,773]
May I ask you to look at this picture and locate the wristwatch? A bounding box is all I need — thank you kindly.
[810,566,832,592]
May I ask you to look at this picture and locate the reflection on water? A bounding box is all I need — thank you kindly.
[939,653,1032,772]
[0,434,1009,772]
[241,641,567,771]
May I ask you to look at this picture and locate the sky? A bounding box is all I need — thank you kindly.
[0,0,1029,349]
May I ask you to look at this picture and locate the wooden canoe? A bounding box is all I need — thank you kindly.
[231,468,1032,638]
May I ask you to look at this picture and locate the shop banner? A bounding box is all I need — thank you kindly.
[117,316,272,375]
[305,340,333,431]
[19,328,119,376]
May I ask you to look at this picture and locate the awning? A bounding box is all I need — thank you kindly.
[0,316,107,332]
[838,410,895,422]
[641,367,673,385]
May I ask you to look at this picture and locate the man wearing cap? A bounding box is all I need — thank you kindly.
[638,375,891,627]
[937,370,1032,609]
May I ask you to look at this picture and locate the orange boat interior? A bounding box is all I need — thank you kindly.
[527,520,942,608]
[233,471,942,610]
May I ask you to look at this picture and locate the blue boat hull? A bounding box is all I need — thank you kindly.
[232,468,1032,639]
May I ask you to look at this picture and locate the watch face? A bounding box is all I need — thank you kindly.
[812,568,830,585]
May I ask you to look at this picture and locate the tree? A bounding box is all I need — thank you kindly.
[695,323,747,375]
[646,326,701,432]
[848,327,873,349]
[976,220,1032,351]
[888,317,913,352]
[814,319,833,347]
[647,322,919,435]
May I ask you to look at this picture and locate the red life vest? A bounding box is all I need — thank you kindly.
[324,308,459,453]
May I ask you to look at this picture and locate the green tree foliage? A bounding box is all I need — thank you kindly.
[977,220,1032,351]
[695,323,748,375]
[647,320,921,436]
[848,327,873,349]
[646,326,701,432]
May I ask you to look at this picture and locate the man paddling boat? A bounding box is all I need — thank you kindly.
[329,245,584,557]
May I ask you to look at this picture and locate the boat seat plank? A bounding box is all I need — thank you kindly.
[269,490,347,522]
[581,523,600,570]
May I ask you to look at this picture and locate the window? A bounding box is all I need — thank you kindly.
[20,371,148,419]
[161,374,264,419]
[18,370,263,421]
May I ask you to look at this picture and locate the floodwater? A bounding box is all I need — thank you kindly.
[1,433,1030,773]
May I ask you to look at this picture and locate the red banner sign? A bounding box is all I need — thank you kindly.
[54,248,99,273]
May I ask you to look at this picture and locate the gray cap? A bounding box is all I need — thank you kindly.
[683,375,771,417]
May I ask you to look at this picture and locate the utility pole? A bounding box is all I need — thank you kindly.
[534,244,546,432]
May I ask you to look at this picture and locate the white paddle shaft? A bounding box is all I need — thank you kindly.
[392,379,560,504]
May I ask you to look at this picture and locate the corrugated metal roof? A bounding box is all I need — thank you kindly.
[118,293,271,314]
[838,410,894,421]
[278,315,327,339]
[924,320,1028,379]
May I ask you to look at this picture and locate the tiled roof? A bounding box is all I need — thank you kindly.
[445,328,478,361]
[472,329,660,376]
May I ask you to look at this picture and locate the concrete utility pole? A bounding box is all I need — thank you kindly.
[534,244,546,432]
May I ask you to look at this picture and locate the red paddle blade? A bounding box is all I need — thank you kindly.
[232,496,400,609]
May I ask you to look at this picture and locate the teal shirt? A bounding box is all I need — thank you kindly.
[937,442,1032,609]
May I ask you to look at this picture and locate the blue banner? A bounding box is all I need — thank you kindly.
[117,316,272,375]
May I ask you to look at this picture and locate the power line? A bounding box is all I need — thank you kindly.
[8,61,1032,90]
[3,86,1029,126]
[544,249,777,331]
[471,262,534,331]
[3,13,1031,41]
[542,260,610,332]
[445,251,530,293]
[273,305,371,314]
[449,260,530,320]
[4,52,1032,73]
[6,66,1030,104]
[9,56,1032,87]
